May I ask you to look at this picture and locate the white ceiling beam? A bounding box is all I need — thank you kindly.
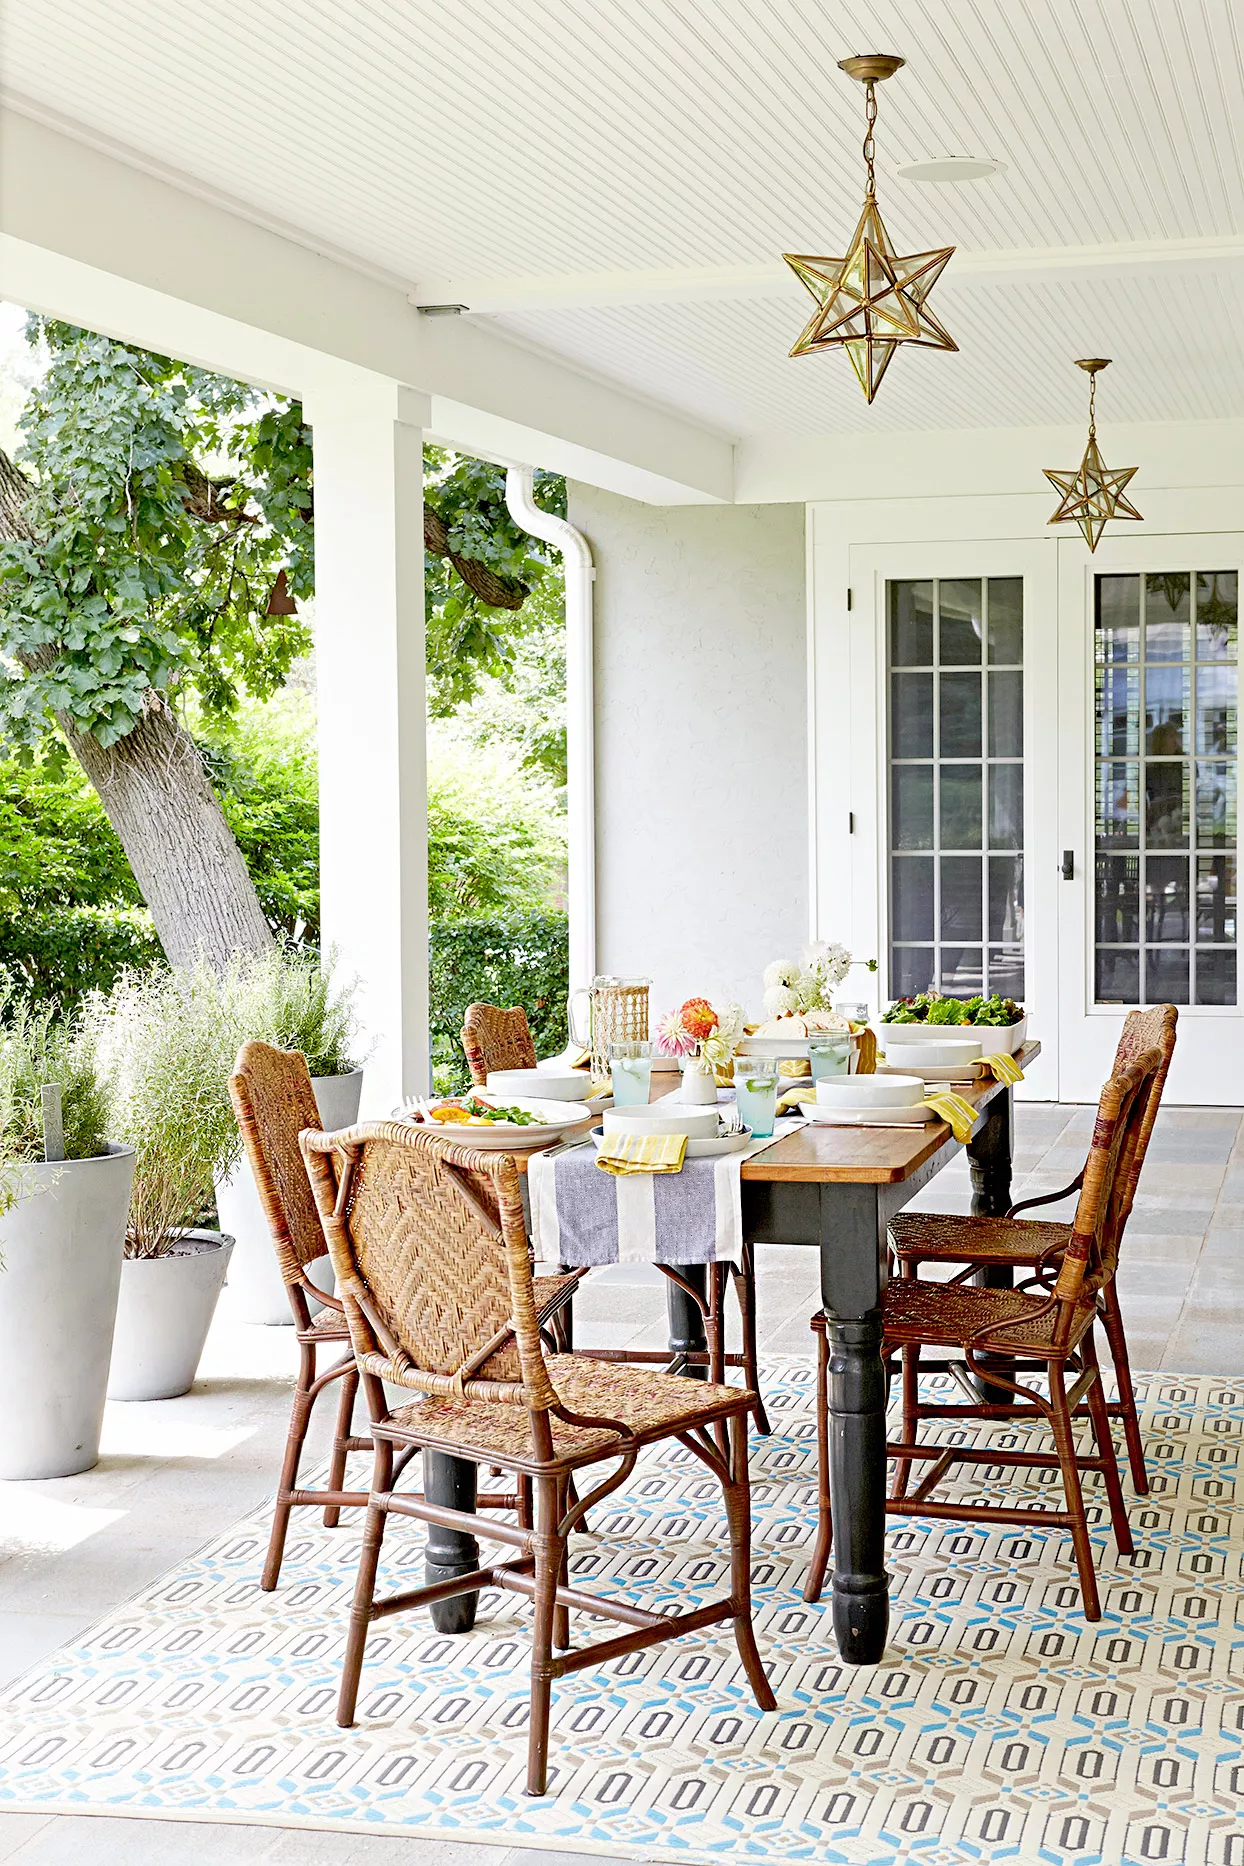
[415,233,1244,314]
[0,106,734,505]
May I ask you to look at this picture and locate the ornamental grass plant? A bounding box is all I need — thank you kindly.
[85,966,241,1258]
[0,985,110,1164]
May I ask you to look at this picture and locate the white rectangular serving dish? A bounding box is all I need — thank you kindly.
[736,1035,812,1059]
[878,1061,987,1083]
[874,1015,1027,1057]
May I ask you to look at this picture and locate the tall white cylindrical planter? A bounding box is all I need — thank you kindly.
[0,1145,136,1480]
[108,1230,235,1401]
[216,1069,362,1325]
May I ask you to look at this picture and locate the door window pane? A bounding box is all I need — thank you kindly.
[939,579,982,665]
[989,670,1023,757]
[890,581,933,666]
[1094,569,1237,1005]
[892,765,933,849]
[892,857,934,940]
[887,577,1023,999]
[941,765,982,848]
[891,672,933,758]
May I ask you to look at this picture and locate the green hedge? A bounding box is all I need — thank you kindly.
[0,905,163,1008]
[429,912,569,1094]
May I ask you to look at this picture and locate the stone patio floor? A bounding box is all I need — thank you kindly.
[0,1098,1238,1864]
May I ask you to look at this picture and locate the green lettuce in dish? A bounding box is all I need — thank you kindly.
[881,991,1023,1028]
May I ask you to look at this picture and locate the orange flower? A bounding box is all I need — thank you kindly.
[679,997,718,1041]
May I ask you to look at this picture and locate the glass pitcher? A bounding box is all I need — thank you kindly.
[567,975,651,1078]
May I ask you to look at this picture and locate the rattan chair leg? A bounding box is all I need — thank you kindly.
[553,1476,572,1650]
[707,1270,725,1386]
[1081,1332,1134,1558]
[337,1438,394,1728]
[803,1321,833,1605]
[727,1412,777,1710]
[527,1475,564,1797]
[323,1365,360,1529]
[892,1344,920,1501]
[263,1344,317,1592]
[1046,1361,1101,1620]
[1099,1280,1148,1495]
[517,1473,533,1530]
[737,1245,771,1436]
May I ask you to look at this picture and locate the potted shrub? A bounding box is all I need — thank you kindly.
[215,949,363,1325]
[0,994,134,1477]
[88,968,238,1401]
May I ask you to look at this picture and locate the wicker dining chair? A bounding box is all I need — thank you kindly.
[300,1119,775,1797]
[460,1000,768,1431]
[887,1005,1178,1493]
[228,1042,582,1593]
[805,1047,1161,1620]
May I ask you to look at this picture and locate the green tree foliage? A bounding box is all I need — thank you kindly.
[0,320,313,749]
[424,447,566,715]
[429,914,569,1095]
[443,571,567,790]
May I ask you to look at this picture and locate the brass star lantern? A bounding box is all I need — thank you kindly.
[784,54,957,402]
[1044,359,1142,551]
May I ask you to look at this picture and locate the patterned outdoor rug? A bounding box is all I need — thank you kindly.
[0,1361,1242,1865]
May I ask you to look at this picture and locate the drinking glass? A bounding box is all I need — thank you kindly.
[809,1034,852,1084]
[611,1040,652,1107]
[733,1057,778,1139]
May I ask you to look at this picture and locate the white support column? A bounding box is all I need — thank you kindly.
[504,465,596,994]
[307,383,431,1111]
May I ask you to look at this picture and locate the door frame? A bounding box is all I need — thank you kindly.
[848,537,1060,1101]
[1056,531,1244,1104]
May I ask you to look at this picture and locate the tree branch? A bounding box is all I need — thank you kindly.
[423,502,529,611]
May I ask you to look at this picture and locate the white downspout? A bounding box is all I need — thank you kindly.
[504,465,596,996]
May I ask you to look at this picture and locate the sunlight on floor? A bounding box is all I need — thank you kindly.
[98,1409,259,1462]
[0,1491,124,1554]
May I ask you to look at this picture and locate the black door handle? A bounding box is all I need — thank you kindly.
[1062,850,1075,880]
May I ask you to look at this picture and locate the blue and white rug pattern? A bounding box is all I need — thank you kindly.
[1,1363,1242,1864]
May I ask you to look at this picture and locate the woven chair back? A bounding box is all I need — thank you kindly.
[1110,1004,1178,1224]
[1055,1047,1162,1311]
[228,1040,328,1286]
[461,1003,537,1087]
[300,1121,558,1413]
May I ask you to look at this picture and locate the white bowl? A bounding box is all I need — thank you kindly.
[486,1067,593,1101]
[602,1105,721,1140]
[875,1015,1027,1057]
[815,1074,926,1109]
[884,1037,981,1070]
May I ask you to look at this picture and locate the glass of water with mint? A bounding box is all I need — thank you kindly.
[733,1056,778,1139]
[611,1041,652,1106]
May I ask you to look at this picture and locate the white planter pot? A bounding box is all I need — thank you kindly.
[108,1229,234,1401]
[0,1144,135,1480]
[216,1068,362,1326]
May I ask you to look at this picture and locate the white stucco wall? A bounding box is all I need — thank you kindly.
[568,484,807,1023]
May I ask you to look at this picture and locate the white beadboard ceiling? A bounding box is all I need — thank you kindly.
[6,0,1244,436]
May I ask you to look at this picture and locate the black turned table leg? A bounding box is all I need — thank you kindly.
[967,1083,1016,1403]
[423,1450,479,1633]
[665,1263,709,1379]
[818,1183,890,1665]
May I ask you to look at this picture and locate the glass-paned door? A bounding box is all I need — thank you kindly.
[1094,571,1237,1008]
[1059,537,1244,1104]
[888,576,1025,1001]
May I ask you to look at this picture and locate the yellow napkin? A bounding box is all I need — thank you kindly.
[922,1091,980,1144]
[596,1132,688,1176]
[981,1050,1024,1086]
[568,1045,593,1070]
[584,1074,613,1098]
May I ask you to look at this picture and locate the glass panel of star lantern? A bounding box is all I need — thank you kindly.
[888,577,1023,1002]
[1094,571,1238,1005]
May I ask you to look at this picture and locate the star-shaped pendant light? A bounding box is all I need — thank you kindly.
[784,54,957,402]
[1044,359,1142,551]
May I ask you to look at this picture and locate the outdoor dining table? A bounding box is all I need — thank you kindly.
[420,1040,1040,1671]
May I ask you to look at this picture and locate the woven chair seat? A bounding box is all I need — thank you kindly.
[879,1278,1097,1355]
[295,1272,576,1349]
[890,1210,1071,1267]
[297,1305,352,1343]
[378,1354,753,1470]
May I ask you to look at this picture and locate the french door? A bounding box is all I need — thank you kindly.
[851,540,1060,1101]
[1057,534,1243,1103]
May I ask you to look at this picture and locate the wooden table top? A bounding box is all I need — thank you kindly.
[511,1040,1039,1187]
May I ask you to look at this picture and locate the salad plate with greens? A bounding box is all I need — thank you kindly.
[398,1092,592,1148]
[876,992,1028,1055]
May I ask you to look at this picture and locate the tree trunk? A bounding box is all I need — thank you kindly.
[60,693,274,971]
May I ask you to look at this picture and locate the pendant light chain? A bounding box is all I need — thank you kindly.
[1087,368,1097,441]
[862,79,879,198]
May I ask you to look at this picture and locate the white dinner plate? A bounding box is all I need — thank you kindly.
[797,1101,940,1127]
[396,1095,591,1149]
[588,1125,753,1157]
